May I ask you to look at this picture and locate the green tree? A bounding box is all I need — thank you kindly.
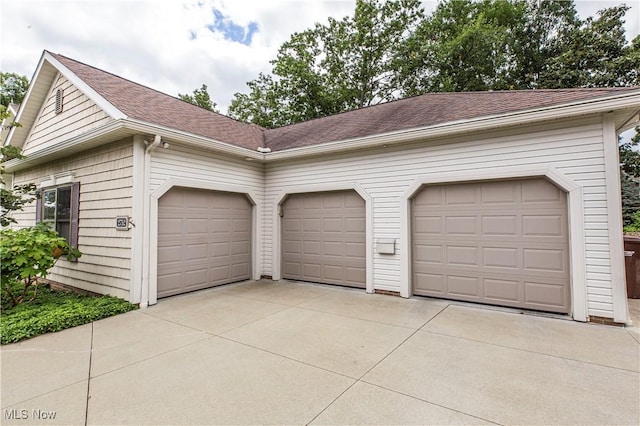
[401,0,528,94]
[620,126,640,226]
[0,72,29,106]
[229,0,424,127]
[539,6,639,88]
[0,146,37,227]
[179,84,218,112]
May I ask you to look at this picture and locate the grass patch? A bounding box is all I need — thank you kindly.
[1,283,138,345]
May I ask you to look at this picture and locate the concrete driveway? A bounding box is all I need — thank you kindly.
[2,279,639,425]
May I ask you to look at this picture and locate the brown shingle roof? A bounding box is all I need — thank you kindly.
[50,52,637,153]
[264,87,638,151]
[51,52,265,150]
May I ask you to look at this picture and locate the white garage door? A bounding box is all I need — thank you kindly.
[412,178,570,313]
[282,190,366,288]
[157,187,251,298]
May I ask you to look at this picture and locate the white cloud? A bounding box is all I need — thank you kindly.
[1,0,638,114]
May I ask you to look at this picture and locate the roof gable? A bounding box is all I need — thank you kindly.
[7,50,639,158]
[21,72,114,156]
[50,53,265,150]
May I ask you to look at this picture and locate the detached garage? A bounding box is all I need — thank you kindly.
[157,187,252,298]
[6,51,639,324]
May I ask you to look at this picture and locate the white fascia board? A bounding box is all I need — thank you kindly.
[266,91,640,161]
[3,119,264,172]
[123,119,264,160]
[3,120,128,172]
[4,52,50,147]
[43,52,126,120]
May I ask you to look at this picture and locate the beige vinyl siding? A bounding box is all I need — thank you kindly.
[264,116,614,317]
[11,139,133,299]
[22,73,113,156]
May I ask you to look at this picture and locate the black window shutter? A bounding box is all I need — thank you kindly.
[70,182,80,251]
[35,188,43,223]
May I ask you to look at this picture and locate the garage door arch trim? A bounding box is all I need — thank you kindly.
[149,177,261,305]
[400,165,586,321]
[272,183,373,293]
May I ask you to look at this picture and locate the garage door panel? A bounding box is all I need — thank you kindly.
[303,196,322,209]
[283,262,301,276]
[345,217,365,232]
[209,265,231,283]
[524,281,568,311]
[447,275,480,297]
[157,187,251,298]
[345,241,365,258]
[231,240,249,255]
[522,215,564,236]
[484,278,519,302]
[232,263,250,278]
[211,218,230,233]
[304,240,323,255]
[413,178,570,313]
[523,249,566,272]
[445,186,477,205]
[158,245,182,263]
[446,246,479,266]
[185,244,208,260]
[159,218,183,235]
[483,247,519,269]
[481,181,518,204]
[415,244,444,264]
[323,241,343,256]
[415,216,442,235]
[415,272,445,293]
[185,269,208,287]
[303,263,322,279]
[521,179,563,203]
[304,218,322,232]
[446,216,478,235]
[482,216,517,235]
[282,190,365,288]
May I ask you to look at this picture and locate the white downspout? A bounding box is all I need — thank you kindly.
[141,135,162,308]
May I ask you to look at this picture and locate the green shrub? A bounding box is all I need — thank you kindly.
[0,285,137,344]
[1,223,81,308]
[624,211,640,232]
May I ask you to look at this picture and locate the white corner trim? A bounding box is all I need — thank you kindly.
[400,166,588,321]
[130,136,146,304]
[147,177,262,305]
[271,183,374,294]
[602,114,630,324]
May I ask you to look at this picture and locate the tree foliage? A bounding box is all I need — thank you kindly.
[1,145,37,227]
[229,0,424,127]
[0,72,29,107]
[229,0,639,128]
[179,83,218,112]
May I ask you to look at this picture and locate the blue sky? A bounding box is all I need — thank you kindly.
[206,8,259,46]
